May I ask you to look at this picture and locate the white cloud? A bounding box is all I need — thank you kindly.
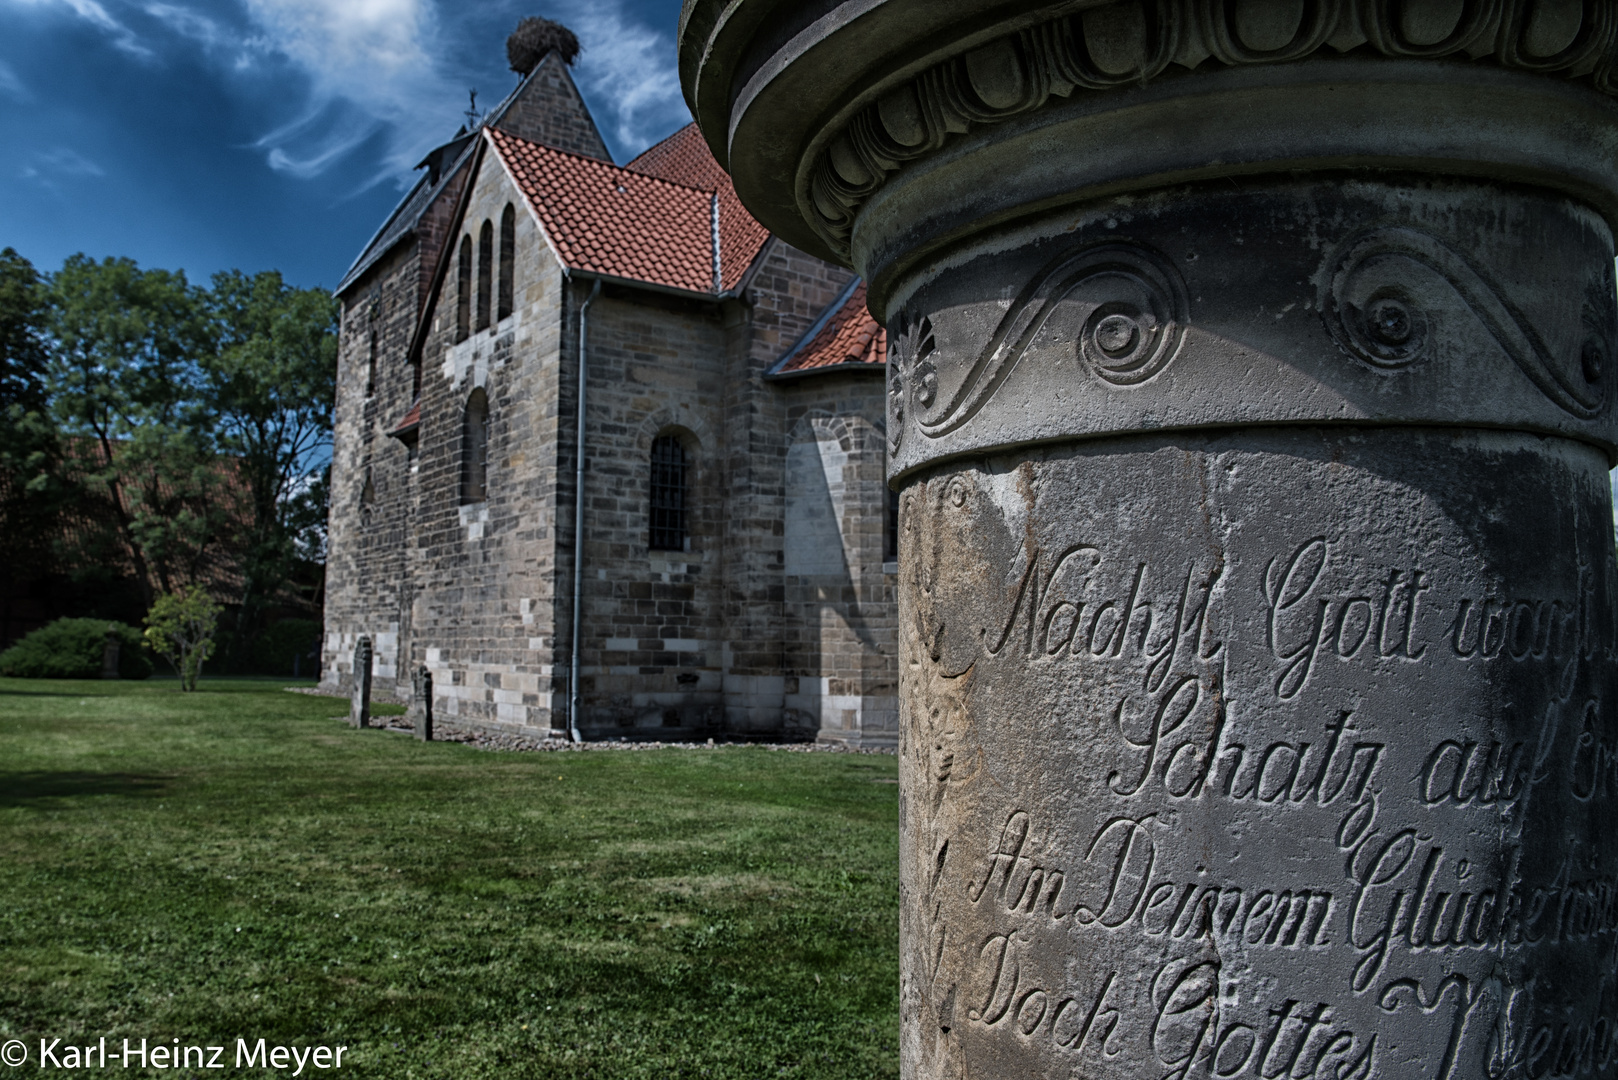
[241,0,462,178]
[21,146,105,183]
[1,0,151,57]
[0,60,28,99]
[559,0,690,155]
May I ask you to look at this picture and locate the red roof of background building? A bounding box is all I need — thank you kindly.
[490,123,770,295]
[772,279,886,375]
[627,124,770,289]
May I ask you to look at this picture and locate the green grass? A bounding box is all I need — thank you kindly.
[0,679,899,1078]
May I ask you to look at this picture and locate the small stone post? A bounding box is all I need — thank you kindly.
[414,665,433,742]
[349,635,372,729]
[686,6,1618,1078]
[100,626,120,680]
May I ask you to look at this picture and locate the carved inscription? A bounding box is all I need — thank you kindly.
[907,436,1618,1079]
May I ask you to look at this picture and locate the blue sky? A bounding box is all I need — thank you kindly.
[0,0,690,291]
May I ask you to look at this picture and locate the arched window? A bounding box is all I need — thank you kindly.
[649,435,688,551]
[455,236,472,343]
[498,203,516,321]
[461,388,489,504]
[365,329,378,397]
[476,220,493,332]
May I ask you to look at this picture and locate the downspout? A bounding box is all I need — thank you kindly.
[568,277,601,743]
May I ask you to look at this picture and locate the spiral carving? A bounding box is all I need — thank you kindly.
[903,242,1187,442]
[1321,225,1608,418]
[804,0,1618,256]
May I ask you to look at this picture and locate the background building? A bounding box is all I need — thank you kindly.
[320,35,896,746]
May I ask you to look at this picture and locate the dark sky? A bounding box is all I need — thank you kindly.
[0,0,690,291]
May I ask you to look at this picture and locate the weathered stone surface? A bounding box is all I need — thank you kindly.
[680,1,1618,1076]
[414,665,433,742]
[900,425,1617,1078]
[350,635,372,729]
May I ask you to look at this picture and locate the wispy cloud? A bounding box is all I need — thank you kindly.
[560,0,689,154]
[21,146,105,184]
[1,0,151,57]
[0,60,29,99]
[240,0,462,179]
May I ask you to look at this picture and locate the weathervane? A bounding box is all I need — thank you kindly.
[465,89,482,129]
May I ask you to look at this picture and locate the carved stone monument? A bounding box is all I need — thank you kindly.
[682,3,1618,1077]
[350,635,372,729]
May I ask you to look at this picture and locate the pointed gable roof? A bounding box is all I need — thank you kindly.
[335,50,606,298]
[627,123,770,290]
[768,278,886,377]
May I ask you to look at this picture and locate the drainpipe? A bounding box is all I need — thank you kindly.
[568,277,601,743]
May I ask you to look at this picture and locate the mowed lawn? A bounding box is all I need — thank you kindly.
[0,679,899,1078]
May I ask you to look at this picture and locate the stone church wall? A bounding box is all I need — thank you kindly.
[406,156,568,730]
[324,240,425,701]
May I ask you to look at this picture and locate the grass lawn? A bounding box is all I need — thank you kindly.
[0,679,899,1078]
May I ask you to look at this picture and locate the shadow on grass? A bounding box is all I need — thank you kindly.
[0,770,171,807]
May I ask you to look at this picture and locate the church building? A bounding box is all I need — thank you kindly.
[320,28,897,746]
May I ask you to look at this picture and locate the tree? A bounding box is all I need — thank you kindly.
[203,270,338,667]
[47,255,220,606]
[143,589,220,691]
[0,248,61,579]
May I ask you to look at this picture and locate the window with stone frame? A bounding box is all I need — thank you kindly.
[498,204,516,322]
[476,220,494,331]
[649,434,688,551]
[366,329,378,397]
[455,236,472,343]
[461,388,489,504]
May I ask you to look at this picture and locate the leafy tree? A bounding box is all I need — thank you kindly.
[0,248,61,579]
[47,255,220,605]
[143,589,221,690]
[204,269,338,668]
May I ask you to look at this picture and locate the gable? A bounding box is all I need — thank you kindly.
[488,51,611,162]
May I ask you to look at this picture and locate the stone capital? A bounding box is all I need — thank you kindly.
[681,1,1618,296]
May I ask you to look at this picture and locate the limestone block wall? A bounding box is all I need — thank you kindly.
[780,375,897,747]
[558,286,730,736]
[406,154,567,730]
[719,242,861,733]
[323,240,426,700]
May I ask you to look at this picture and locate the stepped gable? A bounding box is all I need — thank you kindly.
[769,278,886,377]
[627,123,770,291]
[490,126,719,294]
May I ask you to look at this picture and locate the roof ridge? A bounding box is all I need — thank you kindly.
[489,126,718,197]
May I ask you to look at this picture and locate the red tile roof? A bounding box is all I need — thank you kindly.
[772,279,886,376]
[628,124,769,289]
[490,122,771,295]
[491,126,715,293]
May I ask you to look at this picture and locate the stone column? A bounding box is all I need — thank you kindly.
[684,4,1618,1078]
[350,635,372,729]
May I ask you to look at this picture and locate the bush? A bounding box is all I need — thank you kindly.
[144,590,221,692]
[0,618,153,679]
[251,618,322,676]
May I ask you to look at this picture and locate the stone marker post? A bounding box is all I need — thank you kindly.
[100,626,120,680]
[683,4,1618,1077]
[415,665,433,742]
[350,635,372,729]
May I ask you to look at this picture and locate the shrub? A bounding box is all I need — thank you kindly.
[0,618,153,679]
[251,618,322,676]
[143,590,221,691]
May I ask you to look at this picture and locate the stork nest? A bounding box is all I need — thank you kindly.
[507,17,580,74]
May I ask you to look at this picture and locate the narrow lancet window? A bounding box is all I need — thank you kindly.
[476,220,493,332]
[461,388,489,504]
[455,236,472,343]
[649,435,688,551]
[498,204,516,322]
